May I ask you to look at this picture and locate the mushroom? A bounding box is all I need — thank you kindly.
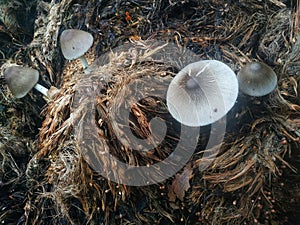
[3,65,51,99]
[237,62,277,97]
[166,60,238,127]
[60,29,94,72]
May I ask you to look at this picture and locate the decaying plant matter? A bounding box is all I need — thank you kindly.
[0,125,34,224]
[0,0,299,225]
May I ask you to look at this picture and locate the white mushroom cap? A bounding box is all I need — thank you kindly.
[4,66,39,98]
[60,29,94,60]
[167,60,238,127]
[237,62,277,97]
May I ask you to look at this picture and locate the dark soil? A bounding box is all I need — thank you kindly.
[0,0,300,225]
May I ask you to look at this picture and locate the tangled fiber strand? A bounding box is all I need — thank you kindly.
[1,0,299,224]
[0,126,34,224]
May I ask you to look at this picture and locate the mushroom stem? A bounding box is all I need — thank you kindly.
[79,56,89,72]
[34,83,49,97]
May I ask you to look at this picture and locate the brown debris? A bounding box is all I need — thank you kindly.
[168,163,193,202]
[0,0,300,225]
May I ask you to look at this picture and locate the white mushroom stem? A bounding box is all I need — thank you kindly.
[34,83,49,97]
[79,56,89,73]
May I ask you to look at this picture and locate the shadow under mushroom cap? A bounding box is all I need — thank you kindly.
[166,60,239,127]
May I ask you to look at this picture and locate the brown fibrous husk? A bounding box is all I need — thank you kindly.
[0,0,299,225]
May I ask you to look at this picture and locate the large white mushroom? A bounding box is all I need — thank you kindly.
[3,66,52,99]
[237,62,277,97]
[166,60,239,127]
[60,29,94,72]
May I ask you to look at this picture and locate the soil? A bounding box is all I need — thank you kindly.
[0,0,300,225]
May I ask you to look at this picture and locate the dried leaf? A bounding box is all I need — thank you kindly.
[168,163,193,202]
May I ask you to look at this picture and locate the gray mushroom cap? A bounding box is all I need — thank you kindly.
[237,62,277,97]
[60,29,94,60]
[4,66,39,98]
[166,60,239,127]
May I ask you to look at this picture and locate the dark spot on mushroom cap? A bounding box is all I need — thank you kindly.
[3,66,39,98]
[186,76,199,90]
[237,62,277,97]
[60,29,94,60]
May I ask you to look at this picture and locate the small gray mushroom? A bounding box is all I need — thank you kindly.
[237,62,277,97]
[60,29,94,72]
[166,60,239,126]
[4,66,49,98]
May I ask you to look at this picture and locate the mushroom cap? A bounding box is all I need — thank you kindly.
[237,62,277,97]
[166,60,238,127]
[60,29,94,60]
[4,66,39,98]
